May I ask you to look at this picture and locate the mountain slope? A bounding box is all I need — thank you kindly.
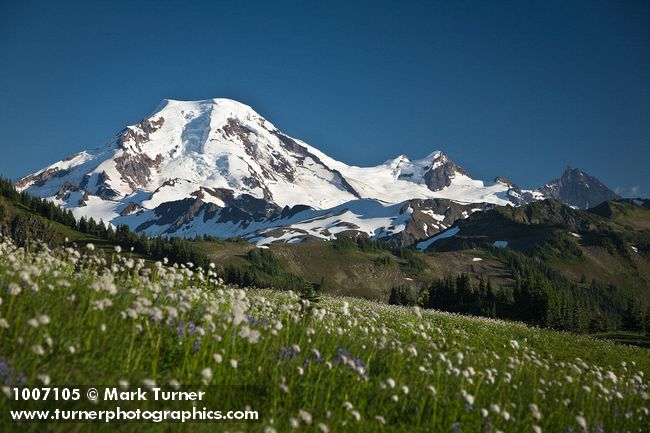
[539,167,621,209]
[417,198,650,301]
[3,177,649,335]
[16,98,620,244]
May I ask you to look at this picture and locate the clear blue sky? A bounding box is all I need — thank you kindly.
[1,0,648,196]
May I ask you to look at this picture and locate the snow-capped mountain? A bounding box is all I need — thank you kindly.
[16,98,617,246]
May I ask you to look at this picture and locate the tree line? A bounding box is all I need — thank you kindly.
[389,247,650,334]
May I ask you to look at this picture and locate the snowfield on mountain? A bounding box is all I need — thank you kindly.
[17,98,619,246]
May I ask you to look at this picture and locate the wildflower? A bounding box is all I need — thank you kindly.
[565,375,573,384]
[239,326,261,344]
[38,314,50,325]
[480,408,488,417]
[317,423,329,433]
[350,411,361,421]
[37,374,51,385]
[341,301,350,315]
[509,340,519,350]
[230,359,238,369]
[375,416,386,424]
[605,371,618,383]
[0,319,8,329]
[8,283,21,295]
[213,353,223,363]
[142,379,156,389]
[402,385,409,395]
[27,318,39,328]
[576,415,587,429]
[31,345,45,356]
[201,368,213,383]
[290,418,299,429]
[529,403,542,420]
[533,426,542,433]
[119,380,129,389]
[86,243,95,251]
[299,410,312,424]
[386,378,396,388]
[114,246,122,253]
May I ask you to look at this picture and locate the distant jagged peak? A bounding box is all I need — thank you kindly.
[538,166,620,209]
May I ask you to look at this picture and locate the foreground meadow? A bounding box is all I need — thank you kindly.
[0,237,648,432]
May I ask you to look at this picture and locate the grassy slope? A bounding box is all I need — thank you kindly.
[4,192,649,303]
[0,196,152,262]
[0,239,649,432]
[431,200,650,300]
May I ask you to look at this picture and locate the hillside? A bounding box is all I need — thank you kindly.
[423,199,650,300]
[2,178,649,337]
[1,235,649,432]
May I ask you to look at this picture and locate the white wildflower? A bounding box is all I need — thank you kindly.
[201,368,213,383]
[37,374,51,385]
[299,410,312,424]
[8,283,21,295]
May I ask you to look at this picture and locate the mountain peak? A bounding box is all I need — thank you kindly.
[14,97,623,245]
[539,167,620,209]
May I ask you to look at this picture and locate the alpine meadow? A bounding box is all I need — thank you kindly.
[2,1,650,432]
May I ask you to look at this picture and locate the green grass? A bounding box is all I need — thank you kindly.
[593,332,650,349]
[1,237,649,432]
